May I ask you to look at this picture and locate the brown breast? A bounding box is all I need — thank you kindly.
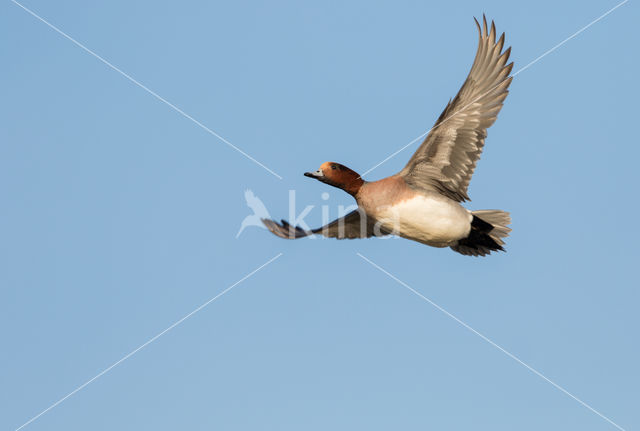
[357,175,417,215]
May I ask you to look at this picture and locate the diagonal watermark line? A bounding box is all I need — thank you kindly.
[13,253,283,431]
[11,0,283,180]
[360,0,628,178]
[357,253,626,431]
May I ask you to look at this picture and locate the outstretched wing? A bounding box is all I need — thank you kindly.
[262,210,389,239]
[399,16,513,202]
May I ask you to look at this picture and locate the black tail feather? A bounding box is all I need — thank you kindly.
[451,215,505,257]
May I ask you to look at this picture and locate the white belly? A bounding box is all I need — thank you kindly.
[376,195,472,247]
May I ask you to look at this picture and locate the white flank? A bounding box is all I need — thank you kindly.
[376,195,472,246]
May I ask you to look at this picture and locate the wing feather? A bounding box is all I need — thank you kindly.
[399,16,513,202]
[262,210,389,240]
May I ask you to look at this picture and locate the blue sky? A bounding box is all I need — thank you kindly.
[1,1,638,430]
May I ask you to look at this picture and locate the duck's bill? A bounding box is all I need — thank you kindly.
[304,170,324,179]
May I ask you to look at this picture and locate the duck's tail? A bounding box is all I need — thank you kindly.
[450,210,511,257]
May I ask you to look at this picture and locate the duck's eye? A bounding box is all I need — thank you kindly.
[331,164,337,170]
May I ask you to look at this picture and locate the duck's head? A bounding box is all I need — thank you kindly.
[304,162,364,196]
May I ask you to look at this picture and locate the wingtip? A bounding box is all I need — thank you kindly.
[497,31,505,50]
[261,217,275,230]
[505,61,514,76]
[261,218,296,239]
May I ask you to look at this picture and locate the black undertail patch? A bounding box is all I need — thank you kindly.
[457,215,504,253]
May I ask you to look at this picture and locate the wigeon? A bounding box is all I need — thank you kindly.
[263,16,513,256]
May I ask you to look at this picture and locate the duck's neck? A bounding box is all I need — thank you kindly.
[342,177,365,196]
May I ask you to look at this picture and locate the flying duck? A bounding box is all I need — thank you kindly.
[263,16,513,256]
